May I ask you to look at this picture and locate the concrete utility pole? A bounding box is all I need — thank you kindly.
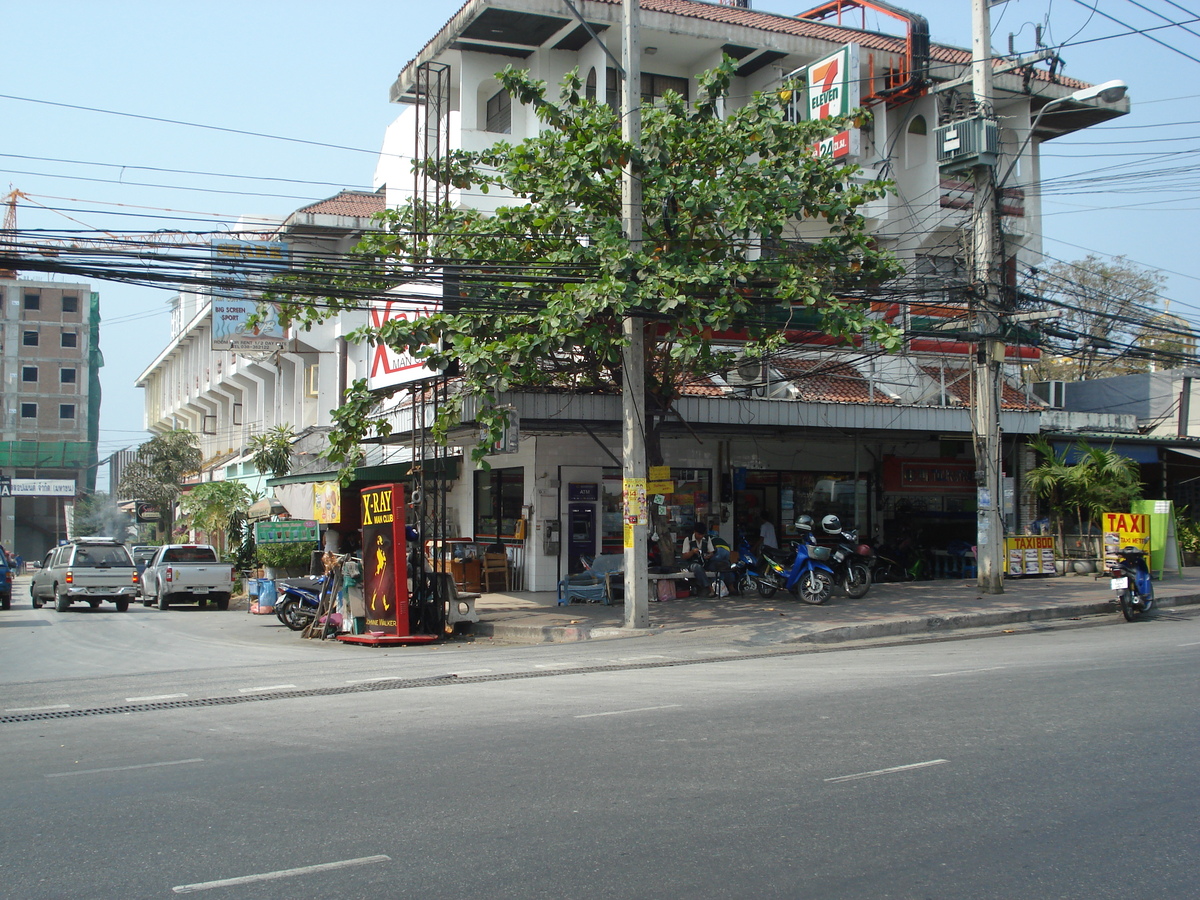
[621,0,650,628]
[970,0,1005,593]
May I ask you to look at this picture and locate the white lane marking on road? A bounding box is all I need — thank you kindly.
[5,703,69,712]
[612,655,670,662]
[695,648,741,655]
[237,684,298,694]
[172,854,390,894]
[533,662,577,669]
[825,759,949,784]
[928,666,1007,678]
[575,704,682,719]
[125,693,188,702]
[449,668,493,676]
[46,758,204,779]
[1179,640,1200,647]
[344,676,402,685]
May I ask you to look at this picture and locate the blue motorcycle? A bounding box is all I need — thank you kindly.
[274,575,324,632]
[758,539,835,605]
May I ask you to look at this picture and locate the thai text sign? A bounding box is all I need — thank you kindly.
[1004,535,1056,576]
[883,457,976,493]
[12,478,76,496]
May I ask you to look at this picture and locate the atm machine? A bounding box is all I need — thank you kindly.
[567,502,596,575]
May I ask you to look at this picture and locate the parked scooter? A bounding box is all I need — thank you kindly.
[274,576,323,632]
[817,515,873,599]
[756,538,836,605]
[1109,546,1153,621]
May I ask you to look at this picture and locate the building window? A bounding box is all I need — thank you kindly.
[23,293,40,311]
[606,68,689,109]
[585,67,598,102]
[485,88,512,134]
[60,368,77,384]
[473,466,524,540]
[61,332,78,348]
[59,404,76,420]
[22,366,37,383]
[62,295,79,313]
[23,331,38,347]
[20,403,36,419]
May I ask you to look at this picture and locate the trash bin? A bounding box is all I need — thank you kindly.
[247,578,261,598]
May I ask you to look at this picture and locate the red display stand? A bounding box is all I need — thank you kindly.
[336,483,438,646]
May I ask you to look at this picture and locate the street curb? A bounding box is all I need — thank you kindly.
[469,591,1200,645]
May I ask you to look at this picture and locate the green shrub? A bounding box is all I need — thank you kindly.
[256,542,316,571]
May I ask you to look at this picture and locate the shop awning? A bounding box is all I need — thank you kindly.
[266,457,460,488]
[247,497,289,520]
[1165,447,1200,462]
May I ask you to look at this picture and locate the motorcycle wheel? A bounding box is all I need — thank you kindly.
[1119,589,1136,622]
[756,569,783,598]
[277,598,312,631]
[843,563,872,599]
[796,570,833,605]
[736,572,756,597]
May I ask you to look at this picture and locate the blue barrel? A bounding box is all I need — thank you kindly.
[248,578,261,598]
[260,579,278,606]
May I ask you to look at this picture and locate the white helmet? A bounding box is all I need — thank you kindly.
[821,514,842,535]
[796,515,814,533]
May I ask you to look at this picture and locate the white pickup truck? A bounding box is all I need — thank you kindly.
[140,544,236,611]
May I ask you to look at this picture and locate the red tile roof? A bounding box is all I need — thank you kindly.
[294,190,385,219]
[679,374,726,398]
[772,357,896,404]
[406,0,1086,90]
[918,364,1041,410]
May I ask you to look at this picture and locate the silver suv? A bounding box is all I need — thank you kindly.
[30,538,139,612]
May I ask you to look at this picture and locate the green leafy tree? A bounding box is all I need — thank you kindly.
[1026,255,1173,381]
[117,429,202,541]
[282,59,901,477]
[180,480,254,554]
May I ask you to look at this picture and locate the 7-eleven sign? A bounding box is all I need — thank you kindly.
[805,45,860,121]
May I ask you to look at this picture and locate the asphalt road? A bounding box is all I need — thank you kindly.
[1,590,1197,899]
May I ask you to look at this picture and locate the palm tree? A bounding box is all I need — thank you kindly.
[248,425,296,479]
[117,430,202,541]
[1026,437,1143,561]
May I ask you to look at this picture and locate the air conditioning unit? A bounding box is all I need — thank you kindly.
[935,117,999,173]
[1032,380,1066,409]
[725,356,769,397]
[305,364,320,398]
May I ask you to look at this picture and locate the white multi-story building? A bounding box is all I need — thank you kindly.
[137,1,1129,591]
[135,190,386,492]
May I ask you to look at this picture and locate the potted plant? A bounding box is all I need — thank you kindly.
[1176,509,1200,567]
[257,542,316,578]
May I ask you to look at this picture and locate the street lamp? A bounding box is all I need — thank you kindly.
[998,79,1128,188]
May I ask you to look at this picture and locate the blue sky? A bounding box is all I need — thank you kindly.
[2,0,1196,480]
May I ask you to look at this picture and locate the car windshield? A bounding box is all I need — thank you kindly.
[72,546,132,567]
[133,549,157,564]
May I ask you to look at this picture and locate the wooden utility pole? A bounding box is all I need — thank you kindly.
[621,0,649,628]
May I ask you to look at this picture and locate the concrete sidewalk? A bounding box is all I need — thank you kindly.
[464,570,1200,645]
